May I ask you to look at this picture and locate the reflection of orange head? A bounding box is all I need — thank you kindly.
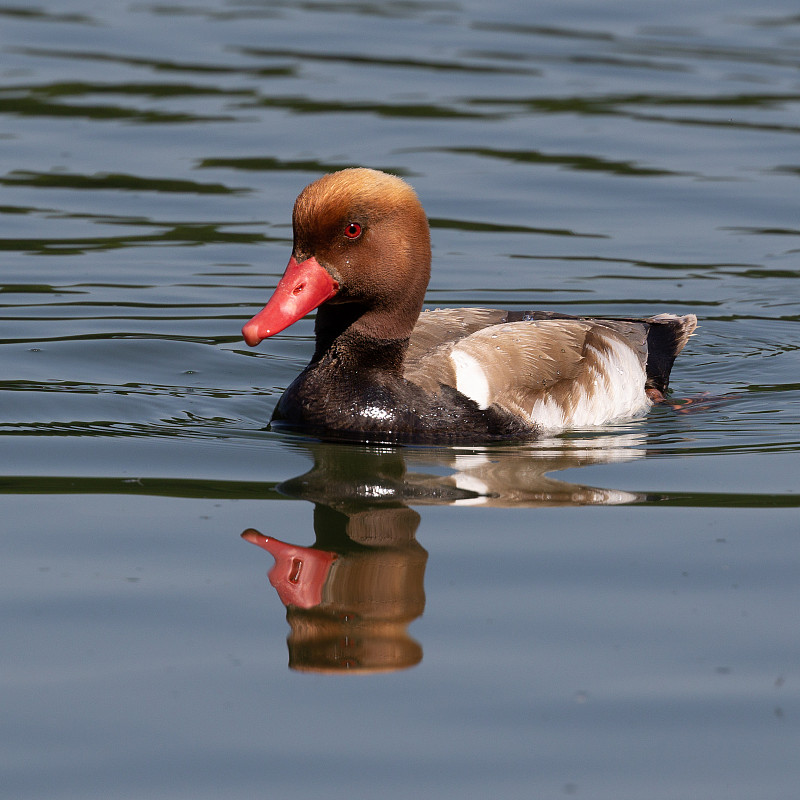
[286,539,428,673]
[243,522,428,674]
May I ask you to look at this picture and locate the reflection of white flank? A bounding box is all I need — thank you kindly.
[597,490,640,505]
[560,433,646,451]
[452,453,492,471]
[452,472,490,505]
[561,448,644,462]
[533,433,647,461]
[441,429,648,507]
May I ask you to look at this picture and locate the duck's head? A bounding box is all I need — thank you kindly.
[242,168,431,347]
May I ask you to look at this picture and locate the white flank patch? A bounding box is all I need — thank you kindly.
[451,349,491,409]
[529,396,568,432]
[531,338,651,432]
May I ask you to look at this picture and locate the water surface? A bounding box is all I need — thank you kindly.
[1,1,798,798]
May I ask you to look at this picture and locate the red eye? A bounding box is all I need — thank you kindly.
[344,222,362,239]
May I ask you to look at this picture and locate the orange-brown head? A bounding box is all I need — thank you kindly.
[242,168,432,347]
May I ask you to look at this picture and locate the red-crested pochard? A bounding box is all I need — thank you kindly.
[242,168,696,443]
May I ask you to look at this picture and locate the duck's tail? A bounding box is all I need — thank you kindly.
[643,313,698,394]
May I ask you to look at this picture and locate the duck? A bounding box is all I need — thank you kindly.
[242,168,697,444]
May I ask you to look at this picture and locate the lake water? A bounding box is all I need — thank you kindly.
[1,1,798,797]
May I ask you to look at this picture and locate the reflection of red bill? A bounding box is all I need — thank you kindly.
[242,529,337,609]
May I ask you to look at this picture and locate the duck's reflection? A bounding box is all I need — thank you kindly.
[243,433,646,673]
[243,503,427,673]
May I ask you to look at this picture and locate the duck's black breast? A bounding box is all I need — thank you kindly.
[269,332,537,444]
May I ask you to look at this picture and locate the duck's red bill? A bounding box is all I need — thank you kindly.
[242,256,339,346]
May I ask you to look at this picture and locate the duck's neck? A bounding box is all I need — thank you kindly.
[313,306,409,375]
[316,328,409,377]
[313,301,418,373]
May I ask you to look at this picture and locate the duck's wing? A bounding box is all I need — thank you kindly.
[405,318,653,431]
[406,308,509,369]
[505,310,698,393]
